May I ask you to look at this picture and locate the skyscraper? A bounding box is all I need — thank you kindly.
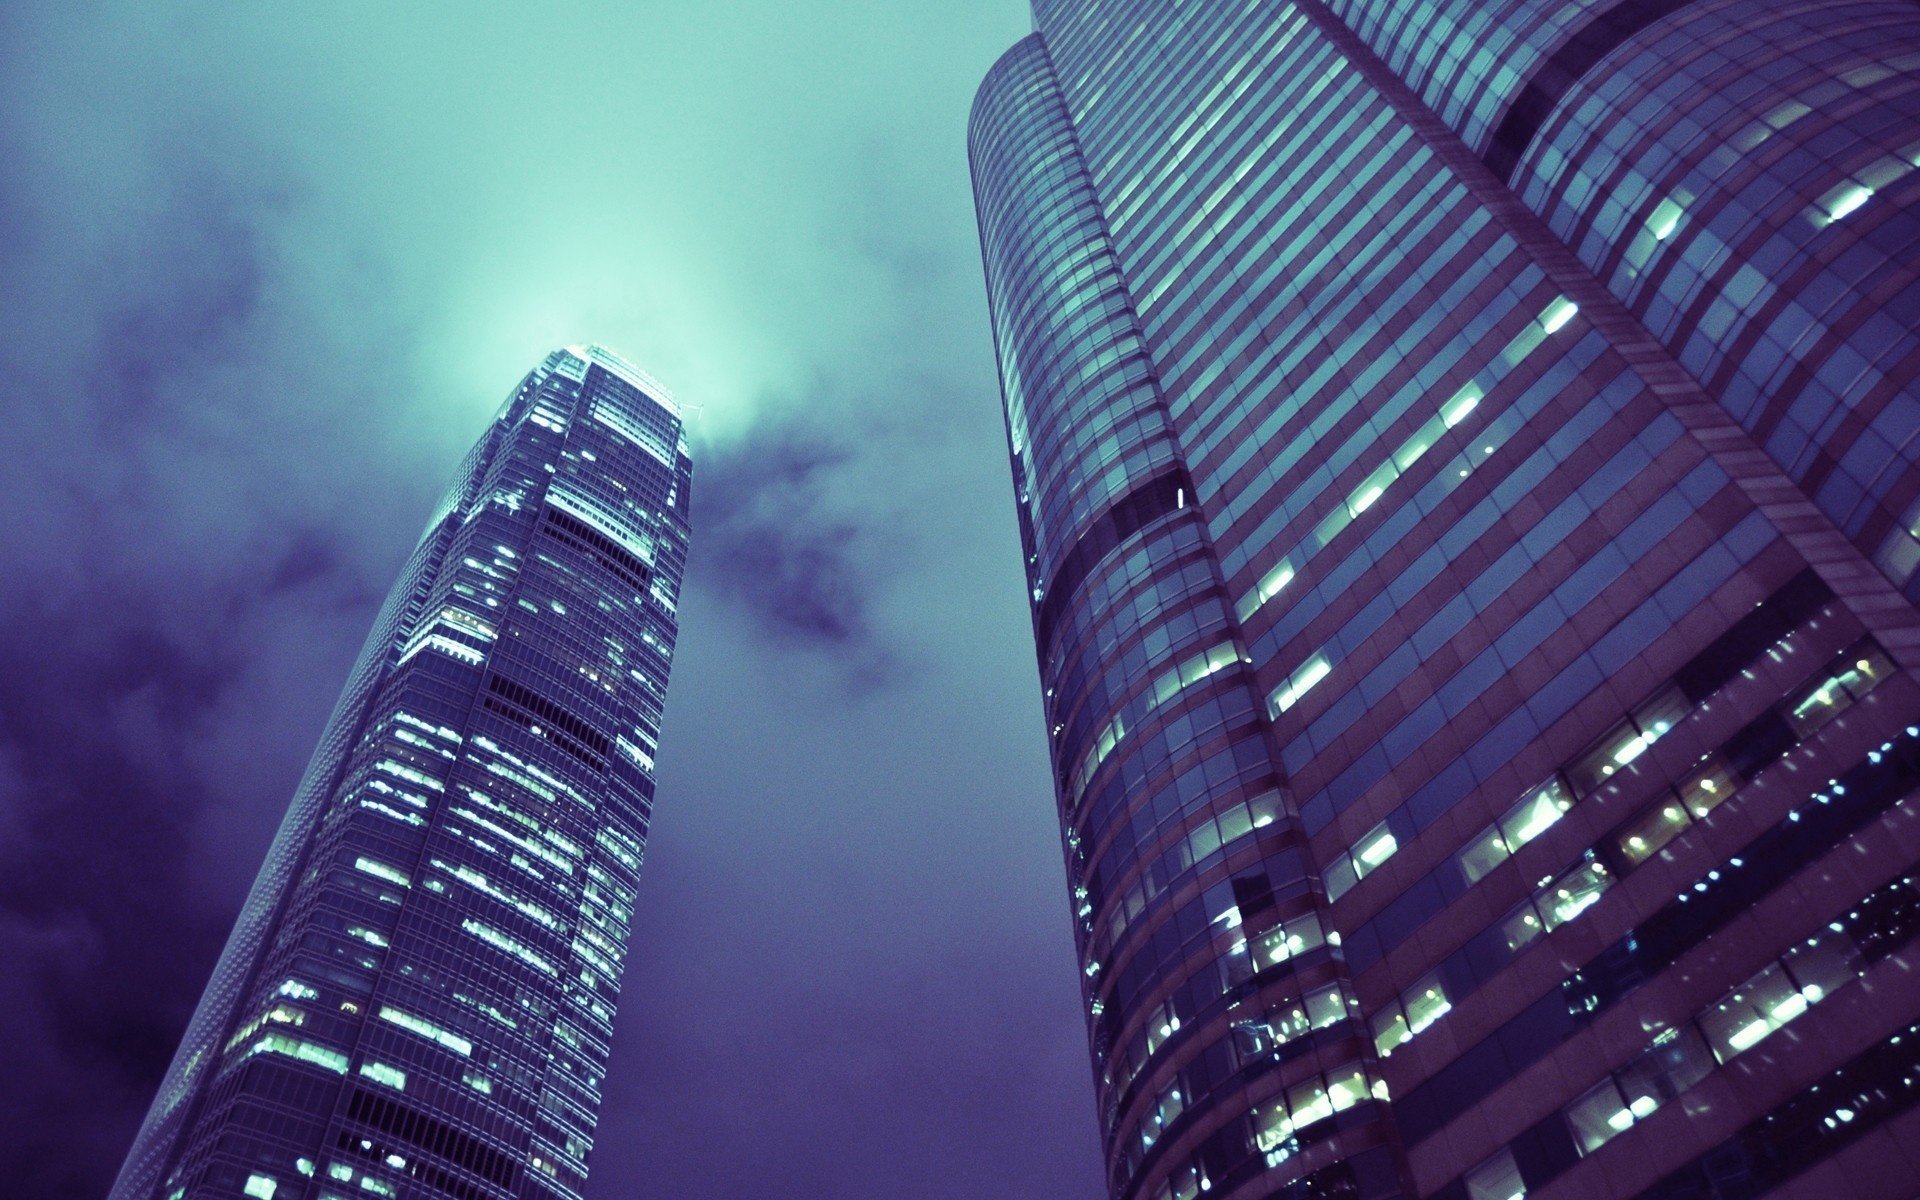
[971,4,1920,1199]
[109,346,692,1200]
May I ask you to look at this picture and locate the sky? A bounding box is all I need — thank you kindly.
[0,2,1111,1197]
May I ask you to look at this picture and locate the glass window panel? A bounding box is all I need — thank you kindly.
[1349,462,1400,517]
[1288,1077,1333,1129]
[1697,962,1802,1061]
[1632,686,1689,739]
[1613,1048,1673,1124]
[1301,985,1343,1031]
[1270,998,1312,1044]
[1566,1077,1632,1153]
[1615,798,1692,865]
[1248,790,1283,828]
[1500,778,1574,850]
[1540,860,1611,930]
[1251,1097,1293,1153]
[1743,961,1807,1030]
[1325,853,1359,901]
[1403,972,1452,1035]
[1643,1023,1717,1095]
[1231,1018,1273,1063]
[1355,822,1399,871]
[1189,819,1224,864]
[1832,643,1895,699]
[1786,677,1852,737]
[1501,899,1548,953]
[1326,1064,1368,1111]
[1465,1147,1526,1200]
[1782,935,1857,1003]
[1458,825,1512,885]
[1677,757,1736,818]
[1568,720,1644,793]
[1372,1005,1411,1057]
[1218,803,1255,845]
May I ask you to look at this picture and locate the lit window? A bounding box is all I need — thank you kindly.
[1678,758,1735,818]
[355,857,413,890]
[358,1061,407,1090]
[1268,654,1332,716]
[1817,184,1873,225]
[1499,778,1573,850]
[1441,384,1483,428]
[1457,824,1512,886]
[1237,559,1296,620]
[377,1006,473,1056]
[244,1175,278,1200]
[1647,198,1684,241]
[1566,1077,1633,1152]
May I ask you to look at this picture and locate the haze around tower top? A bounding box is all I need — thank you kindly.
[0,2,1108,1198]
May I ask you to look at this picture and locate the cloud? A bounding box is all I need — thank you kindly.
[0,603,242,1197]
[693,409,890,653]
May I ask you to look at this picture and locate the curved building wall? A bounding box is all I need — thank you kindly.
[975,4,1920,1200]
[109,347,692,1200]
[972,34,1388,1200]
[1319,0,1920,602]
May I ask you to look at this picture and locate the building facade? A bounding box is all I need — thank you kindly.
[109,346,692,1200]
[970,4,1920,1199]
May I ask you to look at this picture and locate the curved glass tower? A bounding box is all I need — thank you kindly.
[109,346,692,1200]
[972,4,1920,1200]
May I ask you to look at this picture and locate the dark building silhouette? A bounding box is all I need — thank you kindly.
[971,3,1920,1198]
[110,346,692,1200]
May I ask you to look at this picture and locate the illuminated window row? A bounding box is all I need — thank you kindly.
[1368,640,1895,1060]
[1109,910,1330,1098]
[1394,721,1920,1148]
[1087,790,1283,966]
[1119,979,1359,1188]
[1343,600,1858,970]
[1236,296,1580,624]
[462,918,558,978]
[1464,865,1920,1198]
[377,1005,472,1056]
[1072,640,1251,805]
[1251,1062,1387,1167]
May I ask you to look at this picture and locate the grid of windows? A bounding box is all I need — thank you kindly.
[975,4,1920,1200]
[110,347,691,1200]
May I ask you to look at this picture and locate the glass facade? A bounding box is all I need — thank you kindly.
[108,346,692,1200]
[972,4,1920,1199]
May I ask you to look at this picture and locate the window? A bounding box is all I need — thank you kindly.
[1699,962,1806,1059]
[1269,653,1333,716]
[1541,859,1610,930]
[1458,777,1572,886]
[1464,1148,1524,1200]
[1566,1077,1634,1152]
[1373,971,1453,1057]
[1325,819,1400,900]
[1677,757,1735,818]
[1614,798,1691,865]
[359,1061,407,1090]
[1566,687,1684,794]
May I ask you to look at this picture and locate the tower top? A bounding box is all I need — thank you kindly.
[565,342,679,418]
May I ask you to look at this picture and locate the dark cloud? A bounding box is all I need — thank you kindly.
[0,604,240,1198]
[694,412,889,653]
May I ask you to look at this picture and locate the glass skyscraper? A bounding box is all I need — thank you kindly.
[109,346,692,1200]
[971,4,1920,1199]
